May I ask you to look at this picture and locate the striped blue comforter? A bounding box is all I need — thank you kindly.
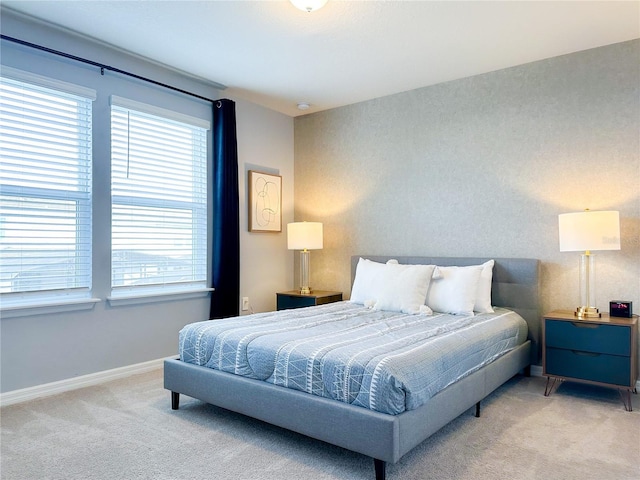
[179,302,527,415]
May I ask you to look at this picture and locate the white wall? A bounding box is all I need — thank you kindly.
[236,100,295,315]
[294,40,640,365]
[0,10,294,393]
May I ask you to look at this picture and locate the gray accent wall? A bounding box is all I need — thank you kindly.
[294,40,640,367]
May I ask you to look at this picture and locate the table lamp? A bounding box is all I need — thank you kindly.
[558,210,620,318]
[287,222,323,294]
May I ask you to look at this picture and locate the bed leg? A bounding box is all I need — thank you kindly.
[171,391,180,410]
[475,401,481,418]
[524,365,531,377]
[373,458,386,480]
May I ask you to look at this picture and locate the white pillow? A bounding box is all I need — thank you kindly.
[350,258,435,314]
[475,260,495,313]
[350,258,385,304]
[426,265,483,316]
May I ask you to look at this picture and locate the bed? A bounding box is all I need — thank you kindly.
[164,256,540,480]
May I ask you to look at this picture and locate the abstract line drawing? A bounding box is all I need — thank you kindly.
[248,170,282,232]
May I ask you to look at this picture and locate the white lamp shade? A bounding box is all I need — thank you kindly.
[287,222,323,250]
[558,210,620,252]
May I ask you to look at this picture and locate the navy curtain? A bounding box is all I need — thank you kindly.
[209,99,240,319]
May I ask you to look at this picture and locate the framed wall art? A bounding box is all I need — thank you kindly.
[248,170,282,232]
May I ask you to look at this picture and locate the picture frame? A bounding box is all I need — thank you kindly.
[248,170,282,232]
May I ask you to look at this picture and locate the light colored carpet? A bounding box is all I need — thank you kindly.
[1,370,638,480]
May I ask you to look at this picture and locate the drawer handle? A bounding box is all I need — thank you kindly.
[571,322,600,329]
[571,350,601,357]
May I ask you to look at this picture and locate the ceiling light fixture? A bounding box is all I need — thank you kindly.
[297,102,310,110]
[290,0,328,13]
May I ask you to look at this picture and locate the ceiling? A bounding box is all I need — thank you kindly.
[3,1,639,117]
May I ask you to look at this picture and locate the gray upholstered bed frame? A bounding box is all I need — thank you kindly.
[164,256,540,480]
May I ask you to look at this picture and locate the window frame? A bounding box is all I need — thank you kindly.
[0,67,99,313]
[108,96,211,301]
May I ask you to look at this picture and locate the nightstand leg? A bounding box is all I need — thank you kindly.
[619,389,633,412]
[544,377,558,397]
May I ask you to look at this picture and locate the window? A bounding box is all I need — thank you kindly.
[110,97,208,296]
[0,69,94,303]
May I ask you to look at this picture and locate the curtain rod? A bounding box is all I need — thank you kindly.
[1,34,219,104]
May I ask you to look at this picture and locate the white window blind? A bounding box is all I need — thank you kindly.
[110,99,208,295]
[0,73,93,299]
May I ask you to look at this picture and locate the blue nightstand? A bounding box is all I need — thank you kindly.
[276,290,342,311]
[542,310,638,411]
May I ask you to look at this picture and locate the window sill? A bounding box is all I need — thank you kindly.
[107,287,214,307]
[1,298,102,319]
[0,288,214,317]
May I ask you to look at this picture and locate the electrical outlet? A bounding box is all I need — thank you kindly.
[242,297,249,311]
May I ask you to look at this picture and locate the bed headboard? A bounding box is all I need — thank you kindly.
[350,256,541,364]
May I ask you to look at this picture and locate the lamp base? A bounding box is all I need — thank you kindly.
[575,306,601,318]
[298,249,312,296]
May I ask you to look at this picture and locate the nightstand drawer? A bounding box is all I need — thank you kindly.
[545,320,630,356]
[276,291,343,311]
[277,295,317,310]
[545,347,632,386]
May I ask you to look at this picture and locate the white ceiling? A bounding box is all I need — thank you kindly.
[3,1,639,117]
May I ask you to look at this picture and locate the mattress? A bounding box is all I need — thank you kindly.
[179,302,528,415]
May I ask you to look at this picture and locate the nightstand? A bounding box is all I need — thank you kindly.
[276,290,343,311]
[542,310,638,411]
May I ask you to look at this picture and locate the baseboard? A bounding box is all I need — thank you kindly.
[0,356,177,407]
